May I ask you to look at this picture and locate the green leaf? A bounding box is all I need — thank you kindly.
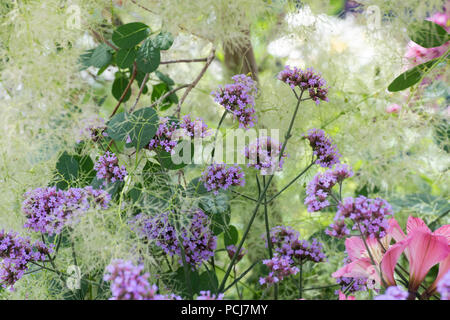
[408,20,450,49]
[135,70,149,94]
[151,83,173,110]
[155,70,175,85]
[186,177,208,196]
[106,107,158,150]
[112,22,151,49]
[79,44,112,69]
[197,270,219,294]
[115,47,136,69]
[55,152,79,189]
[136,38,161,73]
[157,140,194,170]
[112,72,132,102]
[199,192,231,235]
[387,58,439,92]
[224,225,239,247]
[153,31,174,50]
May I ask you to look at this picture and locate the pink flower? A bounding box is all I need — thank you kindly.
[386,104,401,114]
[380,217,450,293]
[338,291,356,300]
[332,219,404,288]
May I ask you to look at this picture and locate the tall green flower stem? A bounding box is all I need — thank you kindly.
[262,175,278,299]
[218,89,310,293]
[298,258,303,299]
[210,110,228,163]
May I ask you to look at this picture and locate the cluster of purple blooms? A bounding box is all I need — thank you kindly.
[259,255,299,287]
[0,230,53,288]
[201,163,245,194]
[437,270,450,300]
[179,115,210,138]
[226,245,247,263]
[332,196,393,239]
[335,276,368,295]
[266,226,327,264]
[148,117,179,153]
[305,164,353,212]
[22,186,110,235]
[244,136,287,175]
[305,129,341,168]
[94,151,127,184]
[277,66,329,104]
[196,291,225,300]
[212,74,258,129]
[131,209,217,269]
[104,260,181,300]
[374,286,409,300]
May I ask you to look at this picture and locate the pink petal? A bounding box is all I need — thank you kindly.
[380,239,410,287]
[388,218,406,243]
[345,236,366,261]
[407,229,450,291]
[332,258,373,280]
[425,254,450,297]
[406,216,431,234]
[434,225,450,245]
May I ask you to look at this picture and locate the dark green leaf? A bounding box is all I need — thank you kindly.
[388,58,439,92]
[155,70,175,85]
[55,152,79,189]
[112,72,132,102]
[79,44,112,70]
[112,22,151,49]
[157,140,194,170]
[408,20,450,48]
[224,225,239,247]
[186,177,208,196]
[115,47,136,69]
[136,38,160,73]
[153,31,174,50]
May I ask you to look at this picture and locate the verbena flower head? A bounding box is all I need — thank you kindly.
[335,276,368,295]
[278,66,329,104]
[196,290,225,300]
[0,230,53,288]
[244,136,287,175]
[212,74,258,129]
[305,129,341,168]
[104,259,180,300]
[201,163,245,194]
[94,151,127,184]
[259,255,299,287]
[131,209,217,270]
[337,196,393,239]
[180,115,211,138]
[226,245,247,263]
[437,270,450,300]
[305,164,353,212]
[78,117,107,143]
[148,117,179,153]
[22,186,110,235]
[374,286,409,300]
[266,226,327,264]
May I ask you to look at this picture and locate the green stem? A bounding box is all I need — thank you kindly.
[298,259,303,299]
[210,110,228,163]
[218,88,305,293]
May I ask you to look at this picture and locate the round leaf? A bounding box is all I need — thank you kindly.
[153,31,174,50]
[112,73,132,102]
[136,38,161,73]
[112,22,151,49]
[115,48,136,69]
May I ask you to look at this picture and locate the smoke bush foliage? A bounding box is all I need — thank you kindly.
[0,0,448,300]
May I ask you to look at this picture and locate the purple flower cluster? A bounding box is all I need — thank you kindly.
[148,117,180,153]
[335,276,368,294]
[437,270,450,300]
[196,291,225,300]
[305,129,341,168]
[104,260,180,300]
[266,226,327,264]
[180,115,210,138]
[22,186,110,235]
[277,66,329,104]
[226,245,247,263]
[305,164,353,212]
[0,230,53,288]
[259,255,299,287]
[201,163,245,194]
[132,210,217,269]
[212,74,258,129]
[94,151,127,184]
[375,286,409,300]
[244,136,287,175]
[78,117,107,143]
[333,196,393,239]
